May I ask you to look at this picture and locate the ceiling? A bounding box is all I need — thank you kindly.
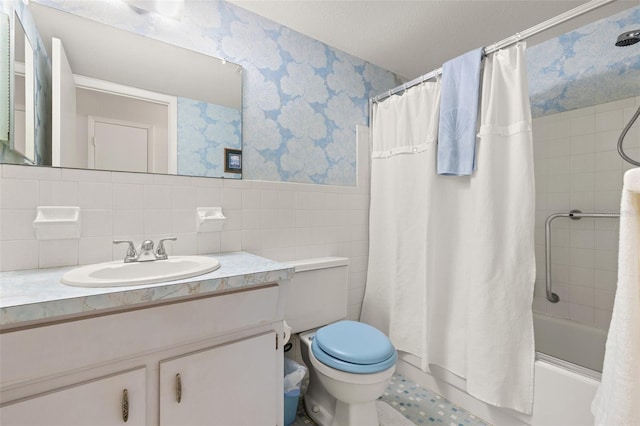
[227,0,637,80]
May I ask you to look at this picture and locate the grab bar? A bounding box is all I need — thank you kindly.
[545,210,620,303]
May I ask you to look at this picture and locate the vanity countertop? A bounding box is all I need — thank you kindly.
[0,252,294,330]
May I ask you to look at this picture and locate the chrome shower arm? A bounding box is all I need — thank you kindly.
[617,105,640,167]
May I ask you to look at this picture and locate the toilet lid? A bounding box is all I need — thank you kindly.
[312,320,396,373]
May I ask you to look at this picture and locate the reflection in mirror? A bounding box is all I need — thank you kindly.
[2,2,243,179]
[13,13,35,163]
[75,76,174,174]
[1,2,51,166]
[0,12,9,145]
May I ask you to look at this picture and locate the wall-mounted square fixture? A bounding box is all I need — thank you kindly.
[225,148,242,174]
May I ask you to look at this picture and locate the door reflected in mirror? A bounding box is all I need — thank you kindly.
[1,12,10,145]
[8,12,36,163]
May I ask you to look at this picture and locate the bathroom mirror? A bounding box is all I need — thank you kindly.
[2,2,243,178]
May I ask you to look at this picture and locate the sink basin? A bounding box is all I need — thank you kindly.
[61,256,221,287]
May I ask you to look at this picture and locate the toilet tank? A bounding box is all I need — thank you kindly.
[284,257,349,333]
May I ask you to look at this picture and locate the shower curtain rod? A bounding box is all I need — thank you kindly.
[370,0,616,105]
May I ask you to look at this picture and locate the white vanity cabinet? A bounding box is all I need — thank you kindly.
[160,332,279,425]
[0,282,287,426]
[0,367,147,425]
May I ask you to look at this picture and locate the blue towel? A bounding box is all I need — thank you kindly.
[437,48,483,176]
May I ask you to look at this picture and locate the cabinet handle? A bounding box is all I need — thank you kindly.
[122,389,129,422]
[176,373,182,403]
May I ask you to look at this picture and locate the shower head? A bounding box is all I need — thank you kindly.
[615,30,640,47]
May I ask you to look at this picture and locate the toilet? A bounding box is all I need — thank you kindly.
[284,258,397,426]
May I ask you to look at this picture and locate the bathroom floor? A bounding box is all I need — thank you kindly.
[292,372,491,426]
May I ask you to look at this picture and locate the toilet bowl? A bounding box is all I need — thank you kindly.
[283,258,397,426]
[299,321,397,426]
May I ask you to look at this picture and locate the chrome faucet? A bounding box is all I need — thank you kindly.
[113,237,177,263]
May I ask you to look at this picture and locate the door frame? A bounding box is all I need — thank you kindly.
[75,75,178,174]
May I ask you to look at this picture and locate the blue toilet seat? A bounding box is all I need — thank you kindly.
[311,320,397,374]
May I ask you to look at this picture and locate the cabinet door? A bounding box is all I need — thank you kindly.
[0,367,146,426]
[160,332,279,426]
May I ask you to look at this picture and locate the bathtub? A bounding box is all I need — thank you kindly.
[394,312,605,425]
[533,312,607,373]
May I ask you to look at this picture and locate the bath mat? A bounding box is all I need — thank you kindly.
[376,400,415,425]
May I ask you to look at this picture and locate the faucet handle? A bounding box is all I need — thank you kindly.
[113,240,137,262]
[140,240,154,251]
[156,237,177,259]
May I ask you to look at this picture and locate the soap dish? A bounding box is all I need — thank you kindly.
[196,207,226,232]
[33,206,81,240]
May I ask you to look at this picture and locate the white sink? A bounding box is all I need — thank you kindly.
[61,256,221,287]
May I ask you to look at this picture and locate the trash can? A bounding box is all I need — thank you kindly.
[284,357,307,426]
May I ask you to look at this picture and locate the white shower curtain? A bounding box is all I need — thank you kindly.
[361,43,536,414]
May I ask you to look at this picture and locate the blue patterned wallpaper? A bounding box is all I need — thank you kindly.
[13,1,637,181]
[177,97,242,178]
[35,0,400,186]
[528,5,640,118]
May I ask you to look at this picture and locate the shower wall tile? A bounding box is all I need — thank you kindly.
[570,134,595,155]
[569,303,594,325]
[532,296,547,313]
[594,309,613,330]
[569,286,594,307]
[594,191,622,211]
[570,192,595,210]
[623,148,640,171]
[546,300,569,319]
[570,115,595,136]
[533,96,636,330]
[595,110,624,132]
[594,289,615,310]
[569,266,594,287]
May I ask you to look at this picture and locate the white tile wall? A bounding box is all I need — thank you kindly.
[0,126,372,321]
[532,96,639,331]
